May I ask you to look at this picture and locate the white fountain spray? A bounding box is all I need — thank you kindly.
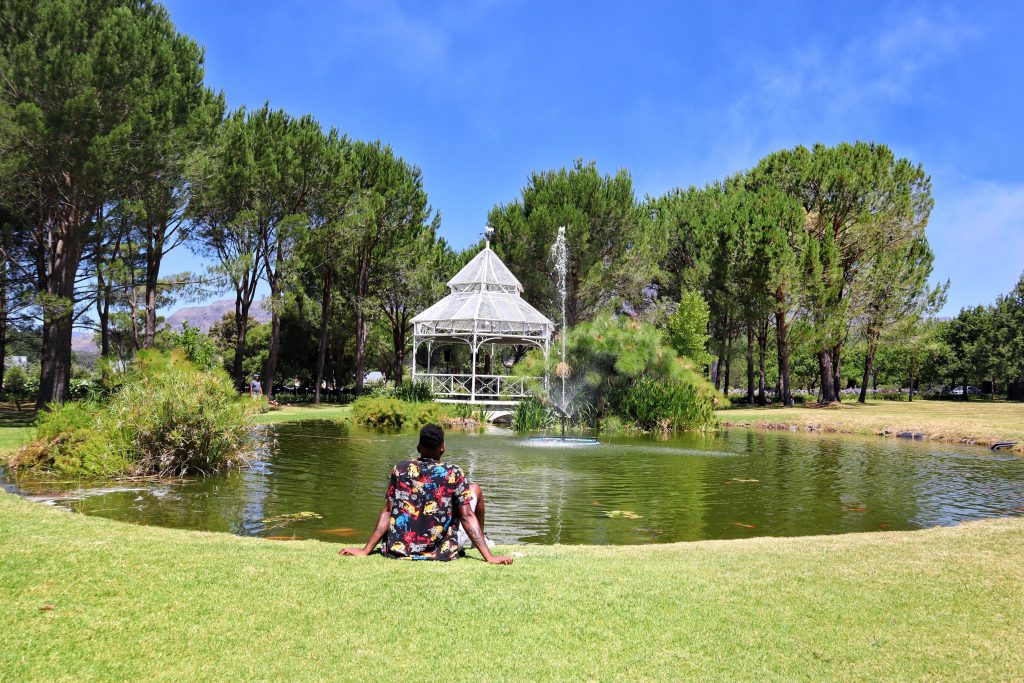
[551,226,570,427]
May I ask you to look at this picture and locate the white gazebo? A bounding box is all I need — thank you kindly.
[410,239,554,404]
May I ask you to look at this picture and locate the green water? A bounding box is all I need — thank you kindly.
[7,422,1024,544]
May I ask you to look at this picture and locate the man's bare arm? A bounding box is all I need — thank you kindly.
[457,503,512,565]
[339,503,390,556]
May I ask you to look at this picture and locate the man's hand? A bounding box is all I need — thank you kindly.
[338,547,371,556]
[486,554,513,565]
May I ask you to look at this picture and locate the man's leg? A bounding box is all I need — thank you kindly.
[469,482,486,532]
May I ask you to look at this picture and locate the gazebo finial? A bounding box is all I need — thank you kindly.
[484,224,495,249]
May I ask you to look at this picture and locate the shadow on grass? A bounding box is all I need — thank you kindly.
[0,403,37,428]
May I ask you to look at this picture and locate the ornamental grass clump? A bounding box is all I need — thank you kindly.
[10,351,254,478]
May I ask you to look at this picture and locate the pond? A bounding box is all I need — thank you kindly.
[5,422,1024,545]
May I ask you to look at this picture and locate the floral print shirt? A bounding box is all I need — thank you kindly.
[381,458,473,561]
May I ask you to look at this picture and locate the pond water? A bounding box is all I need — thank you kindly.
[5,422,1024,545]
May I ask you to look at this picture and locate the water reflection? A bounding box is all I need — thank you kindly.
[5,423,1023,545]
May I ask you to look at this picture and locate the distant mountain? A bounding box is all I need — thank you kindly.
[70,298,272,358]
[72,333,98,355]
[164,298,271,333]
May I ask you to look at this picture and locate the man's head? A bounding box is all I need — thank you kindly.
[417,423,445,459]
[253,373,260,380]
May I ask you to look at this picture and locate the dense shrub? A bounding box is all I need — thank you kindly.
[157,322,222,371]
[14,401,133,475]
[10,351,253,478]
[514,313,723,432]
[405,402,449,428]
[3,365,30,409]
[106,352,253,475]
[351,397,409,428]
[351,397,478,430]
[614,377,718,432]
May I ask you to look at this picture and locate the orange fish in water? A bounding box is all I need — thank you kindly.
[733,522,756,529]
[321,528,359,537]
[879,522,890,529]
[265,535,299,541]
[846,506,867,512]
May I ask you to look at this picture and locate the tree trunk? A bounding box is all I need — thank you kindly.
[231,295,251,386]
[745,322,755,404]
[353,251,370,395]
[858,336,877,404]
[757,319,768,406]
[38,313,73,407]
[392,319,405,386]
[831,342,842,395]
[98,290,110,358]
[774,295,793,406]
[723,333,733,394]
[262,305,281,400]
[143,261,159,348]
[262,239,285,399]
[37,213,85,407]
[0,260,6,393]
[818,349,837,403]
[908,365,915,402]
[314,269,333,404]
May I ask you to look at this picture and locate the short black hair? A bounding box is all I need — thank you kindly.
[418,424,445,450]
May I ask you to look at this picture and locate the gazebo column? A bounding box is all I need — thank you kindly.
[470,332,478,403]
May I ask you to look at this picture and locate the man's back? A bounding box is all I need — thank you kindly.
[382,458,471,560]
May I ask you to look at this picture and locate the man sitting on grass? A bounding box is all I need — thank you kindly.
[339,424,512,564]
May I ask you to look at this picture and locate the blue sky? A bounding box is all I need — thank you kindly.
[161,0,1024,315]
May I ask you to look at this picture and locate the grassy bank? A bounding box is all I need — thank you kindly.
[720,400,1024,452]
[253,403,351,425]
[2,493,1023,680]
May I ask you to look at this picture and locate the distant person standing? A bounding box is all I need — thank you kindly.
[249,373,263,399]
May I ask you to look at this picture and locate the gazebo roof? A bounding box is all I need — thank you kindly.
[412,244,554,341]
[446,246,524,293]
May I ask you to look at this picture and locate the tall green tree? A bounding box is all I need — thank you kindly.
[489,160,657,326]
[189,105,332,388]
[778,142,933,402]
[341,141,435,395]
[854,237,946,402]
[374,231,454,384]
[0,0,213,406]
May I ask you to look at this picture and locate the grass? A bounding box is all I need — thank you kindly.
[253,402,351,425]
[1,492,1023,680]
[0,402,36,453]
[720,399,1024,452]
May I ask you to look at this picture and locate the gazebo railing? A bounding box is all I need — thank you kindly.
[419,373,536,400]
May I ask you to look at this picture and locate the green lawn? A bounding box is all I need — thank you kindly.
[2,492,1022,681]
[0,403,36,453]
[720,399,1024,452]
[253,402,351,425]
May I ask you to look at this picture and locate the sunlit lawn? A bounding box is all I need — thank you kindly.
[720,399,1024,451]
[253,402,351,424]
[0,403,36,453]
[1,492,1022,680]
